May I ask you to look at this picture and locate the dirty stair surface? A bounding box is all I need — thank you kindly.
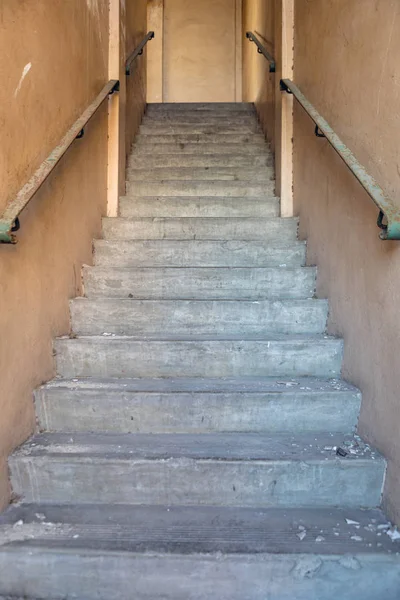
[0,102,399,600]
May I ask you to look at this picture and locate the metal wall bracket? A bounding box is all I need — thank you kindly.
[280,79,292,93]
[315,125,325,138]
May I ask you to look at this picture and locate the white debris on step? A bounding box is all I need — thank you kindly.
[13,520,24,528]
[315,535,325,543]
[351,535,363,542]
[386,528,400,542]
[297,531,307,541]
[345,519,360,526]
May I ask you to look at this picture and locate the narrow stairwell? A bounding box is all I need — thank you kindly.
[0,103,399,599]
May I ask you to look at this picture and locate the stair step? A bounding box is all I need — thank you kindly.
[35,376,361,433]
[94,240,306,268]
[126,166,274,182]
[146,102,256,112]
[141,114,259,124]
[54,335,343,378]
[83,266,316,300]
[3,504,397,600]
[102,217,297,241]
[0,503,394,555]
[9,432,384,507]
[135,133,265,145]
[139,124,262,135]
[127,153,273,168]
[70,298,328,336]
[119,196,279,218]
[131,142,268,155]
[126,180,274,197]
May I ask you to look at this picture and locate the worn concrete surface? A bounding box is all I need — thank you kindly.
[54,335,343,379]
[69,298,328,336]
[83,265,316,300]
[102,217,297,240]
[94,239,306,268]
[9,432,384,507]
[35,376,360,434]
[120,196,279,218]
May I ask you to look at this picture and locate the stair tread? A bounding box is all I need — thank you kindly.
[0,504,396,556]
[12,432,381,462]
[40,376,359,394]
[57,333,336,341]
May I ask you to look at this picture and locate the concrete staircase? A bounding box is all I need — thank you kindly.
[0,102,399,599]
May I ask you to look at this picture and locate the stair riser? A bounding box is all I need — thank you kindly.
[139,125,261,135]
[147,103,255,112]
[102,218,297,241]
[1,551,399,600]
[135,134,265,144]
[10,455,383,507]
[94,241,306,268]
[142,115,258,124]
[35,389,361,434]
[70,300,328,336]
[55,339,343,378]
[126,181,275,197]
[120,197,279,218]
[128,154,273,168]
[126,167,274,182]
[83,267,316,300]
[131,143,268,155]
[0,552,398,600]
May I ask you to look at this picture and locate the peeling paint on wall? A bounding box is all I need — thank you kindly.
[14,62,32,98]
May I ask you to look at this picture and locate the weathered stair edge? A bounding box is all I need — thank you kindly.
[34,377,361,434]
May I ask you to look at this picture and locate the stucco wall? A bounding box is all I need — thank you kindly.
[163,0,240,103]
[242,0,275,147]
[125,0,147,152]
[293,0,400,522]
[0,0,124,509]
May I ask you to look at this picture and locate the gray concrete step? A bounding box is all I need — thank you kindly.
[139,124,261,135]
[54,334,343,378]
[130,142,268,155]
[126,180,275,197]
[102,217,297,241]
[146,102,256,112]
[69,298,328,336]
[35,376,361,434]
[2,504,397,599]
[119,196,279,218]
[82,266,317,300]
[135,133,265,144]
[9,432,384,507]
[127,153,273,168]
[94,240,306,268]
[126,166,274,182]
[141,114,259,124]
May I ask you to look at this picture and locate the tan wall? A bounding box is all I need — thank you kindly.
[159,0,241,103]
[0,0,147,510]
[293,0,400,522]
[242,0,275,147]
[125,0,147,152]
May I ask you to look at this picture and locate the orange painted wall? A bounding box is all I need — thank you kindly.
[0,0,147,509]
[293,0,400,522]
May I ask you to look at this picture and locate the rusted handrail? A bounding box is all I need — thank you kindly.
[126,31,155,75]
[0,80,119,244]
[246,32,275,73]
[280,78,400,240]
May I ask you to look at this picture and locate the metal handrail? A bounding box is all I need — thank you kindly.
[126,31,155,75]
[280,79,400,240]
[0,80,119,244]
[246,32,275,73]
